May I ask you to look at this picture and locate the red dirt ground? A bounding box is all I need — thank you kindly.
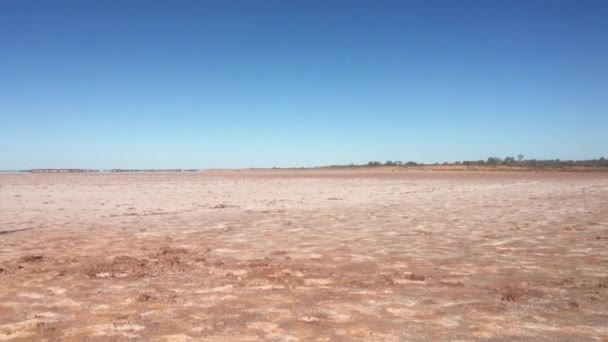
[1,170,607,341]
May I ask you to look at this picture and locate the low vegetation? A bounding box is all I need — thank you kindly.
[322,156,608,170]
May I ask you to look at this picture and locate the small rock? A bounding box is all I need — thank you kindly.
[501,286,521,302]
[137,293,151,302]
[19,255,44,263]
[409,273,426,281]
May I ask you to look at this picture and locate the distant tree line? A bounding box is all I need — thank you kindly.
[460,156,608,168]
[26,169,100,173]
[321,156,608,169]
[366,161,419,167]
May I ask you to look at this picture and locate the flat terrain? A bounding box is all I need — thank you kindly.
[1,170,608,341]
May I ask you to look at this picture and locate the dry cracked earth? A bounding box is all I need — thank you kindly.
[1,170,607,341]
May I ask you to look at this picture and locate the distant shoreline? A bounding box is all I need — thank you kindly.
[4,157,608,173]
[11,169,201,173]
[5,166,608,174]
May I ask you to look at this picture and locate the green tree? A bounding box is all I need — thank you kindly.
[487,157,501,165]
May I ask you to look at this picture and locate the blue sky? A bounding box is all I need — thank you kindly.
[1,0,606,169]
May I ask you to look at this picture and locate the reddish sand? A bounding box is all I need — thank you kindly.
[1,170,607,341]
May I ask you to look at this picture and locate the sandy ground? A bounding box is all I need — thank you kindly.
[1,169,607,341]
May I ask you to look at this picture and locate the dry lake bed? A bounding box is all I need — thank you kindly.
[1,169,607,341]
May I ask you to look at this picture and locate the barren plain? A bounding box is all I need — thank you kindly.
[1,169,607,341]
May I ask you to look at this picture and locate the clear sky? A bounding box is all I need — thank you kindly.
[1,0,606,169]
